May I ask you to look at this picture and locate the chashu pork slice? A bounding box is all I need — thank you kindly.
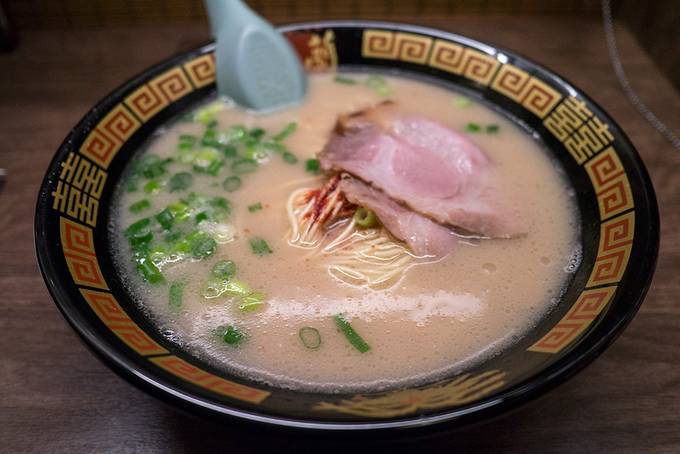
[339,176,459,257]
[319,103,523,238]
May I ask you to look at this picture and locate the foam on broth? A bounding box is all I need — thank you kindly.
[111,73,580,392]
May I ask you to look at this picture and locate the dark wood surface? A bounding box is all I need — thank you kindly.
[1,15,679,453]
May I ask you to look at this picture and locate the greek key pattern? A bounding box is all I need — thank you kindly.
[528,286,617,353]
[150,356,270,404]
[587,211,635,286]
[489,64,561,118]
[80,103,141,169]
[80,289,168,356]
[183,53,216,88]
[59,217,108,289]
[585,147,634,220]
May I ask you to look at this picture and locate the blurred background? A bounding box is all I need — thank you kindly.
[0,0,678,89]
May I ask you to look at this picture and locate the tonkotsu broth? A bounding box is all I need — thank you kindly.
[112,73,580,391]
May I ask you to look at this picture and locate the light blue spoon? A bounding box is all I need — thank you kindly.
[204,0,307,111]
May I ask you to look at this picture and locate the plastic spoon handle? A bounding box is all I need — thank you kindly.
[204,0,307,111]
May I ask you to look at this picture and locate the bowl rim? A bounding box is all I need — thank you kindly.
[35,19,660,431]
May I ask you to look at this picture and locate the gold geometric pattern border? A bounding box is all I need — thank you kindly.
[528,286,617,353]
[489,63,561,118]
[585,147,634,220]
[183,53,216,88]
[587,211,635,287]
[80,288,168,356]
[60,216,108,290]
[150,355,270,404]
[315,370,506,418]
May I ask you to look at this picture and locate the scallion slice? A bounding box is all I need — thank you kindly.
[354,207,378,228]
[334,75,357,85]
[365,75,392,97]
[249,237,272,256]
[298,327,321,349]
[465,122,481,133]
[486,124,500,134]
[155,208,175,231]
[222,176,242,193]
[239,292,266,312]
[220,325,246,346]
[136,259,164,284]
[282,151,298,164]
[169,280,185,311]
[143,180,162,194]
[247,202,262,213]
[169,172,193,192]
[231,158,258,175]
[272,122,297,141]
[212,260,236,279]
[334,314,370,353]
[305,158,320,174]
[129,199,150,213]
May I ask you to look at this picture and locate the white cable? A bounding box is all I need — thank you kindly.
[601,0,680,150]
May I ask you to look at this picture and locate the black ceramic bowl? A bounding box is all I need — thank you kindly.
[35,21,659,431]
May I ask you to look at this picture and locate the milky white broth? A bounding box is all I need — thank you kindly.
[111,73,580,392]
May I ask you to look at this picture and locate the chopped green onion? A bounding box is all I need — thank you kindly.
[200,278,227,299]
[155,208,175,231]
[188,232,217,259]
[223,125,247,142]
[126,179,139,193]
[220,325,246,346]
[335,75,357,85]
[212,260,236,279]
[129,199,150,213]
[334,314,370,353]
[224,278,251,297]
[222,176,242,193]
[195,211,210,224]
[486,124,500,134]
[179,134,198,145]
[249,127,266,140]
[169,172,193,192]
[282,151,298,164]
[365,75,392,97]
[136,259,164,284]
[454,96,473,108]
[129,230,153,249]
[169,280,185,311]
[465,122,481,133]
[194,101,225,125]
[125,218,151,237]
[221,144,238,158]
[239,292,266,312]
[193,148,223,174]
[354,207,378,228]
[249,237,272,256]
[231,158,258,175]
[248,202,262,213]
[305,158,321,174]
[272,122,297,142]
[201,128,218,147]
[298,327,321,349]
[168,201,191,221]
[209,196,231,214]
[244,142,267,160]
[143,180,162,194]
[141,155,172,179]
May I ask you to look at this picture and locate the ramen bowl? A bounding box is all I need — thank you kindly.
[35,21,658,431]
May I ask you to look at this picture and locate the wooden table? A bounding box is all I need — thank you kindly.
[2,15,679,453]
